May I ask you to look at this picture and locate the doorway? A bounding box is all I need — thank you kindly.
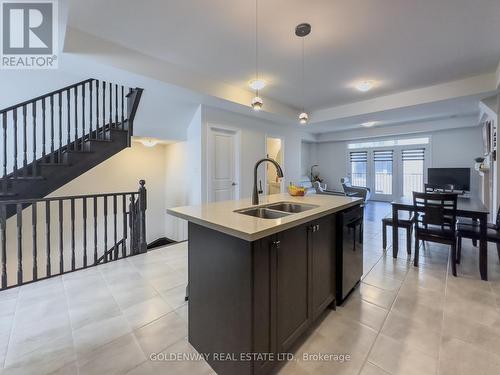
[207,126,240,202]
[265,137,284,195]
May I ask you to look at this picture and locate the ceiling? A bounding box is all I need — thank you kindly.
[309,94,484,134]
[67,0,500,113]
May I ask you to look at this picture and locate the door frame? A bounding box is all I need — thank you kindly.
[264,134,285,194]
[206,124,241,202]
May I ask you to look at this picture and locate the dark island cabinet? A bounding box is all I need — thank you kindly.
[188,212,338,375]
[253,214,336,373]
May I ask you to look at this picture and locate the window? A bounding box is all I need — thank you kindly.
[348,137,429,149]
[402,148,425,197]
[350,151,367,187]
[373,150,393,195]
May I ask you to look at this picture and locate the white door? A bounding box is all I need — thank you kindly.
[208,127,240,202]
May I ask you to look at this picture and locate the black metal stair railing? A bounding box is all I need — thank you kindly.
[1,78,143,195]
[0,180,147,290]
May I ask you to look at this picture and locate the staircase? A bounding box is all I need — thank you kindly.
[0,79,143,216]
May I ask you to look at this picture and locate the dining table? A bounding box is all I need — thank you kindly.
[391,196,490,280]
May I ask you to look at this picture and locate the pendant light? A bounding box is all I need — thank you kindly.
[251,0,263,111]
[296,23,311,124]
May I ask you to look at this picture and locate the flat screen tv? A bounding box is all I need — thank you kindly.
[427,168,471,191]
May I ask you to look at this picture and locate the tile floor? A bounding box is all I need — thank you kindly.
[0,201,499,374]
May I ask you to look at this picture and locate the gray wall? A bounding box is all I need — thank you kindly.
[310,126,483,196]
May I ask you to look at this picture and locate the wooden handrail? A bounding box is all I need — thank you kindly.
[0,78,95,114]
[0,191,137,205]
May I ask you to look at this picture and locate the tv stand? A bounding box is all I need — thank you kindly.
[425,184,470,198]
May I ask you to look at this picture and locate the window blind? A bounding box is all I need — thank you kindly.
[402,148,425,161]
[350,151,368,162]
[373,150,393,162]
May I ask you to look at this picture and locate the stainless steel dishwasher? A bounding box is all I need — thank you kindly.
[336,204,364,304]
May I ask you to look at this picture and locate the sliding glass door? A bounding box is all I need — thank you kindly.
[349,151,368,187]
[373,150,393,200]
[402,148,425,197]
[347,143,428,201]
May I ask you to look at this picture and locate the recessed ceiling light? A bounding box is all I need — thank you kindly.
[139,138,159,147]
[249,79,266,90]
[361,121,378,127]
[355,80,375,92]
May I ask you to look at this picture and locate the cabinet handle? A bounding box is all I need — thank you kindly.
[273,240,281,249]
[316,224,320,231]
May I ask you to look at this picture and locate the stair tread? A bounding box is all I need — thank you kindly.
[64,149,95,154]
[0,192,17,197]
[38,162,71,166]
[9,176,45,180]
[89,138,113,143]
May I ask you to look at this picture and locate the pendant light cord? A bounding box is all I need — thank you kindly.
[302,36,305,113]
[255,0,259,97]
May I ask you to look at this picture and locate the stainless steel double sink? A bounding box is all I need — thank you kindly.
[235,202,319,219]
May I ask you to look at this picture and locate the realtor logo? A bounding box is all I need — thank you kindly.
[1,0,58,69]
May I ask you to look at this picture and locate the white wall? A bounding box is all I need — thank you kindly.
[301,141,319,179]
[164,106,203,241]
[313,126,483,195]
[201,106,313,201]
[164,141,189,241]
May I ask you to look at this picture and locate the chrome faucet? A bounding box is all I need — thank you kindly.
[253,158,284,205]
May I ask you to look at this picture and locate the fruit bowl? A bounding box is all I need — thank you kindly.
[288,185,305,196]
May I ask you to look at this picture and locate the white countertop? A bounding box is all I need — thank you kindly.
[167,193,363,241]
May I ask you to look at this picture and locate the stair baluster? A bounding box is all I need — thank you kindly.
[32,103,37,176]
[1,204,7,288]
[16,203,22,284]
[45,201,51,277]
[138,180,147,253]
[96,80,100,139]
[109,82,112,129]
[32,202,37,281]
[102,81,106,140]
[113,194,118,260]
[115,84,118,129]
[74,86,78,151]
[89,82,93,139]
[22,105,27,176]
[2,113,7,193]
[58,92,62,162]
[13,109,17,179]
[70,198,75,270]
[93,196,98,265]
[103,195,108,263]
[42,98,46,158]
[50,95,54,162]
[83,197,87,267]
[122,194,127,258]
[121,86,125,130]
[82,83,86,149]
[58,199,63,273]
[66,90,71,149]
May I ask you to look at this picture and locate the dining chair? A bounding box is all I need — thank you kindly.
[456,207,500,265]
[382,211,414,255]
[413,192,459,275]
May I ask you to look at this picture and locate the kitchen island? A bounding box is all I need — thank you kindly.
[168,193,363,375]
